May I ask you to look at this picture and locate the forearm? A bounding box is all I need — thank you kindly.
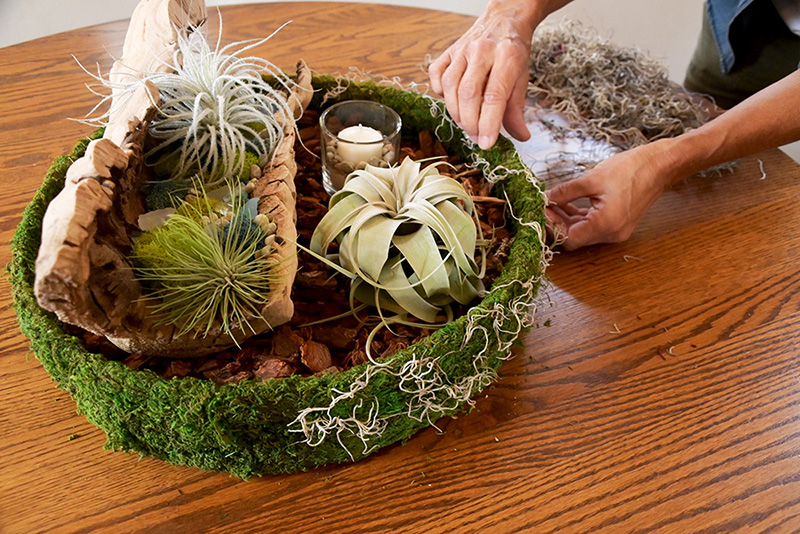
[655,70,800,186]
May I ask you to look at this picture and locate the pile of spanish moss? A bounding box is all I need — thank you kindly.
[528,20,716,151]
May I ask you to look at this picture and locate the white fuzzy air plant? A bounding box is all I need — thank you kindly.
[82,21,298,188]
[310,157,486,327]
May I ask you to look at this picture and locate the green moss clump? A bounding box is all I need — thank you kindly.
[144,179,191,211]
[236,149,260,181]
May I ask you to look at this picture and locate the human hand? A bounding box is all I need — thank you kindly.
[428,2,537,149]
[545,143,675,250]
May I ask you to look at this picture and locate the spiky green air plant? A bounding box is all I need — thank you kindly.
[310,156,486,326]
[141,29,297,187]
[133,184,275,339]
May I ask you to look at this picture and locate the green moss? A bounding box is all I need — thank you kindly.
[149,148,258,183]
[144,179,191,211]
[9,77,546,478]
[236,149,260,182]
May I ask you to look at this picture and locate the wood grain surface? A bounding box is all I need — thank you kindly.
[2,3,800,533]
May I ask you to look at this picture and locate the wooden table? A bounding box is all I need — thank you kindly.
[2,3,800,533]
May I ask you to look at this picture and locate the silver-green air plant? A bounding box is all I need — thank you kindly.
[310,156,486,328]
[133,183,276,340]
[80,22,298,188]
[144,29,296,187]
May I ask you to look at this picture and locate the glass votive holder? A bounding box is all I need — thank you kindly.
[320,100,402,195]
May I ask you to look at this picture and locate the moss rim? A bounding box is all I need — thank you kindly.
[9,76,547,478]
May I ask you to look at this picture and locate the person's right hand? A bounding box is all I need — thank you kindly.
[428,2,538,150]
[545,142,676,250]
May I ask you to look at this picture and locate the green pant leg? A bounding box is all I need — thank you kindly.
[684,0,800,109]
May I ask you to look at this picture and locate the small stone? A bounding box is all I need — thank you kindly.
[263,235,276,249]
[334,161,354,175]
[382,143,392,155]
[272,325,304,358]
[384,150,395,162]
[325,149,335,161]
[244,180,256,193]
[250,164,262,180]
[313,365,341,377]
[265,221,278,235]
[164,360,192,379]
[367,156,383,167]
[356,161,367,171]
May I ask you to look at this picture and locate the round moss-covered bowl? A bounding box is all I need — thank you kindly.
[9,76,548,478]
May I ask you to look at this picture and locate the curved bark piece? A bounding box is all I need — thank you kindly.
[255,60,313,328]
[34,0,310,357]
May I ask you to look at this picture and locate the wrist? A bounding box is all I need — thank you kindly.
[483,0,548,34]
[645,136,704,189]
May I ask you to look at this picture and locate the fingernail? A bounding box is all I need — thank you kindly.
[478,135,492,150]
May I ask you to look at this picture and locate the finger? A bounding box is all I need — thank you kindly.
[458,47,494,140]
[428,52,451,95]
[440,55,468,126]
[544,206,568,241]
[545,175,599,207]
[477,40,530,148]
[548,204,578,223]
[560,218,604,251]
[552,201,588,218]
[501,67,531,143]
[475,47,521,149]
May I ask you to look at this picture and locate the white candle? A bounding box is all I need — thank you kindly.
[337,124,384,166]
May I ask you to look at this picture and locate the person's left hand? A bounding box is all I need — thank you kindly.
[545,143,675,250]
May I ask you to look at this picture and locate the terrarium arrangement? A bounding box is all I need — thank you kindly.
[9,0,548,477]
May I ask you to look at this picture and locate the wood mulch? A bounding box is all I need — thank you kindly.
[79,109,513,384]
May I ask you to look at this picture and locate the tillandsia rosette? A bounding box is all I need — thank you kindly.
[133,182,277,340]
[10,74,549,477]
[144,30,297,188]
[309,156,486,333]
[83,23,298,190]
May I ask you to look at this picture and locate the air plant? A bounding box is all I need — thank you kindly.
[143,29,297,187]
[133,182,276,339]
[80,22,299,188]
[309,156,486,327]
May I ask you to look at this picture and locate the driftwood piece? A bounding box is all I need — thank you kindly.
[34,0,311,357]
[105,0,207,146]
[254,60,313,329]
